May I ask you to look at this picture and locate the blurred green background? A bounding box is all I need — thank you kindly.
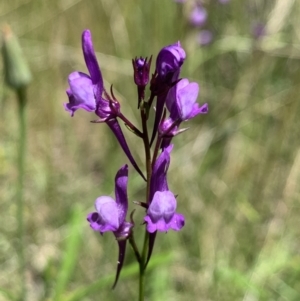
[1,0,300,300]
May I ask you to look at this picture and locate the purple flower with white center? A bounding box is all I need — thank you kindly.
[145,145,185,232]
[197,30,213,46]
[87,165,132,288]
[64,29,145,181]
[189,5,207,27]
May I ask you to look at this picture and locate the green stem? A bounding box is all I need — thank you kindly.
[139,106,152,301]
[16,87,27,301]
[139,232,148,301]
[118,112,143,138]
[140,108,151,200]
[128,234,141,263]
[151,135,162,169]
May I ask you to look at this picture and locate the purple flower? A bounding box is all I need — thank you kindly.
[144,145,184,265]
[87,165,132,288]
[65,29,119,120]
[150,42,186,145]
[64,30,103,117]
[145,145,185,233]
[155,41,186,85]
[166,79,207,121]
[159,79,208,148]
[64,30,145,180]
[166,78,207,121]
[145,191,185,233]
[189,5,207,27]
[197,30,213,46]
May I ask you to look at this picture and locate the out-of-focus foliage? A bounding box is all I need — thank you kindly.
[1,0,300,300]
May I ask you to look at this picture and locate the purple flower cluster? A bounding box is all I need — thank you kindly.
[177,1,267,45]
[176,0,232,46]
[64,29,208,287]
[189,3,215,46]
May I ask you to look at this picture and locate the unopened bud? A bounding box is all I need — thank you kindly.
[132,56,152,106]
[1,25,32,89]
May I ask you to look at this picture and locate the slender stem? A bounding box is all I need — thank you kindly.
[128,234,141,263]
[151,135,162,169]
[140,108,152,201]
[16,87,27,301]
[138,106,152,301]
[147,92,155,116]
[118,112,143,138]
[139,232,148,301]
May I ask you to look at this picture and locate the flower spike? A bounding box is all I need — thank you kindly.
[65,29,207,290]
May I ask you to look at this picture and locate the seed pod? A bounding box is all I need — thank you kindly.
[1,25,32,89]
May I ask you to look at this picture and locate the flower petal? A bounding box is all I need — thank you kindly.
[82,29,104,103]
[177,82,199,120]
[114,165,128,224]
[87,212,103,231]
[145,191,185,232]
[150,145,173,200]
[166,79,199,121]
[64,72,96,116]
[148,191,177,222]
[186,103,208,119]
[169,213,185,231]
[93,196,119,232]
[81,29,103,86]
[156,42,186,83]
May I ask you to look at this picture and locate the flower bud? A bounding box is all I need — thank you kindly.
[132,56,151,87]
[132,56,152,104]
[155,42,185,84]
[1,25,32,89]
